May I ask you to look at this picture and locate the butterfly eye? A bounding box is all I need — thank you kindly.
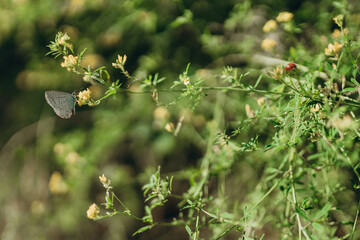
[285,62,297,71]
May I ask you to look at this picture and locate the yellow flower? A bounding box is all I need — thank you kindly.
[324,42,343,57]
[261,38,277,52]
[276,12,293,22]
[272,66,284,80]
[77,88,91,106]
[165,122,175,132]
[60,55,78,71]
[257,97,266,107]
[99,174,111,185]
[49,171,68,194]
[263,20,277,32]
[87,203,100,219]
[311,104,320,113]
[112,54,127,69]
[332,29,341,39]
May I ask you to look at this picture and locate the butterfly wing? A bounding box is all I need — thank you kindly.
[45,91,76,119]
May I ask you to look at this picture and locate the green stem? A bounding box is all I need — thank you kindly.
[350,199,360,240]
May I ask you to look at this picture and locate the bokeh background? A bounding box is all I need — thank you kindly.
[1,0,360,239]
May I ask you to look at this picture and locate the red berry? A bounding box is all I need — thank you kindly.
[285,62,297,71]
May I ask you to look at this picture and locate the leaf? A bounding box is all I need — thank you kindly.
[307,153,325,160]
[132,225,153,236]
[314,203,331,220]
[312,222,324,230]
[295,207,310,221]
[343,87,357,92]
[79,48,87,58]
[325,61,333,71]
[220,212,233,219]
[350,78,360,86]
[253,74,263,89]
[269,120,281,126]
[185,225,193,237]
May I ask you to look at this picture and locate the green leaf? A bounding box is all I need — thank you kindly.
[253,74,263,89]
[324,61,333,71]
[343,87,357,92]
[295,207,310,221]
[132,225,153,236]
[312,222,324,230]
[185,225,193,237]
[350,78,360,86]
[314,203,331,220]
[220,212,233,219]
[79,48,87,59]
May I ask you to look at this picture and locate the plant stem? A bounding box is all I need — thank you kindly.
[350,200,360,240]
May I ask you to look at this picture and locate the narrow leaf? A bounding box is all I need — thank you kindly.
[314,203,331,220]
[185,225,193,237]
[133,225,152,236]
[295,207,310,221]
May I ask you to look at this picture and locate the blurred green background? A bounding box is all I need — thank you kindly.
[1,0,359,239]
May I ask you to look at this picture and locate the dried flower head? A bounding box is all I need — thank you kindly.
[112,54,127,69]
[87,203,100,219]
[272,66,284,80]
[99,174,111,185]
[60,55,78,72]
[276,12,293,22]
[263,20,277,32]
[324,42,343,57]
[77,88,91,106]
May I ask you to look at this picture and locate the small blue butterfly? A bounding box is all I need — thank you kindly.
[45,91,76,119]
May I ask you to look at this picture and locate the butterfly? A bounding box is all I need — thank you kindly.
[45,90,77,119]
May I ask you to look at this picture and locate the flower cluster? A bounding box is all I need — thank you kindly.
[261,11,294,52]
[276,11,293,22]
[87,203,100,219]
[262,19,277,32]
[77,88,92,106]
[60,55,78,72]
[261,38,277,52]
[324,42,343,57]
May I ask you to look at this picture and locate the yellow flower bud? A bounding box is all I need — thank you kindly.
[263,20,277,32]
[261,38,277,52]
[276,12,293,22]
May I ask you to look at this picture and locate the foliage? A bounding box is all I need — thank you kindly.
[1,0,360,239]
